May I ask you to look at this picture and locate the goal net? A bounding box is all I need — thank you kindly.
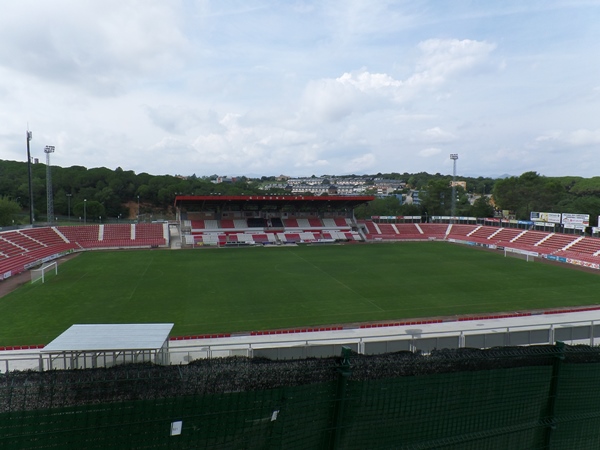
[504,249,536,262]
[31,261,58,284]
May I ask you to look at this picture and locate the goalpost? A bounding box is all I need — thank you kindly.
[31,261,58,284]
[504,248,536,262]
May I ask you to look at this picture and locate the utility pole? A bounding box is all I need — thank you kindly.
[26,130,34,225]
[45,145,55,223]
[450,154,459,222]
[67,193,72,222]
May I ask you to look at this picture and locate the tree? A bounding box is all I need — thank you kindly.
[420,179,452,216]
[471,196,495,218]
[0,197,21,226]
[353,196,403,219]
[73,200,105,222]
[492,172,566,219]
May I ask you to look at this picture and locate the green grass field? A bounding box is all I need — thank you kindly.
[0,242,598,346]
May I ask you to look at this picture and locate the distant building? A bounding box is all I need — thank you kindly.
[213,176,238,184]
[405,190,421,206]
[259,183,287,191]
[283,175,381,195]
[450,181,467,190]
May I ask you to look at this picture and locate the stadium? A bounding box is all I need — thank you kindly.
[2,194,600,449]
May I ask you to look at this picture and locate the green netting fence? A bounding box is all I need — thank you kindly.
[2,343,600,449]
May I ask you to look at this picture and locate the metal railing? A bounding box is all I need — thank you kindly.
[2,317,599,373]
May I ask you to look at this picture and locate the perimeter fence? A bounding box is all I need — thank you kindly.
[2,343,600,449]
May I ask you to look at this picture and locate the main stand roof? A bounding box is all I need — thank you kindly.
[174,195,374,212]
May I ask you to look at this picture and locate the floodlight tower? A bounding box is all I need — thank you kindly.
[450,153,459,221]
[26,130,34,224]
[44,145,55,223]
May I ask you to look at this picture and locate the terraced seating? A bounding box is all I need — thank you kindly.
[536,233,580,253]
[357,220,386,240]
[418,223,447,239]
[203,220,218,229]
[559,237,600,256]
[247,218,266,228]
[345,231,361,240]
[278,232,301,243]
[0,224,168,283]
[220,219,235,229]
[308,218,323,227]
[394,223,425,240]
[334,217,349,227]
[378,223,398,235]
[555,249,600,263]
[466,226,497,243]
[296,218,311,228]
[270,218,284,228]
[135,223,167,246]
[22,227,66,246]
[201,234,221,245]
[492,228,524,245]
[447,224,479,238]
[0,228,79,279]
[0,237,26,257]
[510,230,547,248]
[103,224,132,240]
[2,231,41,252]
[300,232,317,242]
[22,243,77,260]
[360,220,379,234]
[233,219,247,228]
[57,226,101,248]
[0,254,31,277]
[283,218,299,228]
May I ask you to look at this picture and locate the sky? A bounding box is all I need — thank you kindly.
[1,1,599,179]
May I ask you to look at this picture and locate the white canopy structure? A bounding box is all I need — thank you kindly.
[42,323,174,370]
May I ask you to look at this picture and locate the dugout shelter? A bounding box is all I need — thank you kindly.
[41,323,174,370]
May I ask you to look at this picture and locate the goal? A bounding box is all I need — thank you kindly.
[504,249,536,262]
[31,261,58,284]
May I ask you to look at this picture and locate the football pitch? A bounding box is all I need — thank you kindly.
[0,242,598,346]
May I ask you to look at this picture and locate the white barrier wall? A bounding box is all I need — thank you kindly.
[3,311,600,373]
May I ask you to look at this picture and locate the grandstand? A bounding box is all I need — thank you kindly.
[354,215,600,268]
[174,194,373,247]
[163,192,600,265]
[0,222,168,280]
[2,212,600,284]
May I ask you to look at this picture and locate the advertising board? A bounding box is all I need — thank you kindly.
[561,213,589,226]
[530,212,561,223]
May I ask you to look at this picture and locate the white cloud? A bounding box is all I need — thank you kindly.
[0,1,599,178]
[565,129,600,146]
[301,73,385,122]
[0,1,188,95]
[533,129,600,148]
[301,38,494,123]
[534,131,562,143]
[408,39,496,87]
[343,153,377,173]
[145,105,218,135]
[413,127,457,144]
[336,70,403,91]
[418,147,442,157]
